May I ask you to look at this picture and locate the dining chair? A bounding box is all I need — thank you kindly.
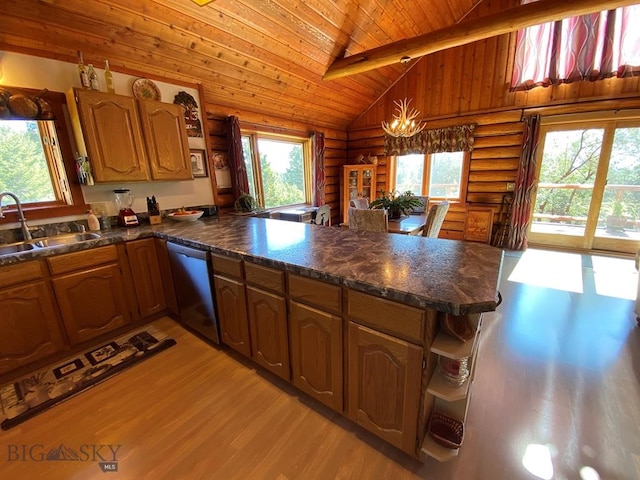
[410,201,450,238]
[312,205,331,226]
[348,207,388,232]
[349,198,370,209]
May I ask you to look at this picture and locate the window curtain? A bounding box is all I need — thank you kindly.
[384,124,476,156]
[311,131,326,206]
[225,115,249,199]
[511,1,640,90]
[505,115,541,251]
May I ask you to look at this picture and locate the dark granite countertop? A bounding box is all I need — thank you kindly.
[0,215,504,315]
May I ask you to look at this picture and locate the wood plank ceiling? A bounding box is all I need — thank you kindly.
[2,0,489,130]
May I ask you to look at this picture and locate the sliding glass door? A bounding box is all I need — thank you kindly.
[528,113,640,255]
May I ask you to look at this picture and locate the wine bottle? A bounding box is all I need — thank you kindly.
[87,64,99,91]
[77,51,90,89]
[104,60,115,94]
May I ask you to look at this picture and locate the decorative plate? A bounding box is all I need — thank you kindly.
[132,78,161,101]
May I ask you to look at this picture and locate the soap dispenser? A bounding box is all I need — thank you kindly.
[87,210,100,231]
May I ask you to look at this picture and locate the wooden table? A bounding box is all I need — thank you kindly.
[388,213,428,235]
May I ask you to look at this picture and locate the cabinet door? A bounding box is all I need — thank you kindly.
[75,89,150,182]
[347,321,422,454]
[246,286,289,380]
[155,238,178,315]
[126,238,167,318]
[138,100,193,180]
[214,274,251,358]
[0,282,67,375]
[289,301,343,412]
[52,264,132,345]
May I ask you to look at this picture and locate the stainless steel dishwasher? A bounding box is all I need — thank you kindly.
[167,242,220,344]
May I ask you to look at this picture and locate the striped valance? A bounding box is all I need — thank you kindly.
[384,123,476,156]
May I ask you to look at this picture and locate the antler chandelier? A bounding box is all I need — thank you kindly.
[381,98,426,137]
[381,56,426,138]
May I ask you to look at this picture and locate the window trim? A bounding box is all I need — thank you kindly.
[240,129,312,209]
[389,151,470,203]
[0,88,88,225]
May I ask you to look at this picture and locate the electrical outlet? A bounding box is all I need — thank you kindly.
[506,182,516,191]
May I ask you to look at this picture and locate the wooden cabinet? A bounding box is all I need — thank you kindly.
[246,286,289,380]
[155,238,178,316]
[212,254,251,358]
[245,263,289,381]
[138,99,192,180]
[49,246,131,345]
[289,301,343,412]
[0,261,67,375]
[342,164,377,222]
[68,89,150,182]
[347,321,423,455]
[288,273,343,412]
[67,89,192,182]
[126,238,166,319]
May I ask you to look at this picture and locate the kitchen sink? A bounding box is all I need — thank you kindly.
[0,241,37,256]
[0,232,102,256]
[34,232,102,248]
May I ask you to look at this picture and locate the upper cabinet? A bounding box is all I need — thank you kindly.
[67,88,192,183]
[137,99,192,181]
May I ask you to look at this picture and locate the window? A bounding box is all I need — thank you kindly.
[0,89,86,223]
[528,112,640,254]
[241,132,311,209]
[511,2,640,89]
[391,151,468,201]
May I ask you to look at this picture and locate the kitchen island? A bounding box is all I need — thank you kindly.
[0,215,503,461]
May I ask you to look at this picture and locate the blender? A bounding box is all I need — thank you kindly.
[113,189,139,227]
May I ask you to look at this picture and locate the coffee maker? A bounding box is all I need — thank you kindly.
[113,189,139,227]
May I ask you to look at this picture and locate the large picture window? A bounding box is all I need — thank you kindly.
[391,151,468,201]
[241,133,311,209]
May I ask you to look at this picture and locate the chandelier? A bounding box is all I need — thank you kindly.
[381,98,426,137]
[381,56,426,138]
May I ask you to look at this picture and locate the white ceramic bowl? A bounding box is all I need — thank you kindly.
[168,210,204,222]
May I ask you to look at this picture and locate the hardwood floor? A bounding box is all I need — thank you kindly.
[0,248,638,479]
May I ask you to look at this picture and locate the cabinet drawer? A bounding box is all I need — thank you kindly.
[348,290,425,344]
[245,263,284,294]
[211,254,243,279]
[47,245,118,275]
[0,260,43,288]
[288,274,342,313]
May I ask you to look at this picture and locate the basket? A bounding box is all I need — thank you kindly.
[428,411,464,449]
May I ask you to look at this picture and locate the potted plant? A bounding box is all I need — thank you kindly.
[234,192,257,213]
[369,190,424,219]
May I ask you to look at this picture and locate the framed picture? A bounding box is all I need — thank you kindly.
[212,151,232,189]
[190,149,208,178]
[464,207,494,244]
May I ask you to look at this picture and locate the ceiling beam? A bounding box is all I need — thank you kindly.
[323,0,640,81]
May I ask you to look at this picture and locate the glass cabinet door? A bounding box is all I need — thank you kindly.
[348,169,359,200]
[361,167,374,200]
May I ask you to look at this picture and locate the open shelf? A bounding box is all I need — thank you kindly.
[420,434,459,462]
[430,313,481,359]
[427,370,471,402]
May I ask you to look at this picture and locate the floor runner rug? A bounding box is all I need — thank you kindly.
[0,325,176,430]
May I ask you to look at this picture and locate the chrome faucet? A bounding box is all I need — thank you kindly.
[0,192,32,241]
